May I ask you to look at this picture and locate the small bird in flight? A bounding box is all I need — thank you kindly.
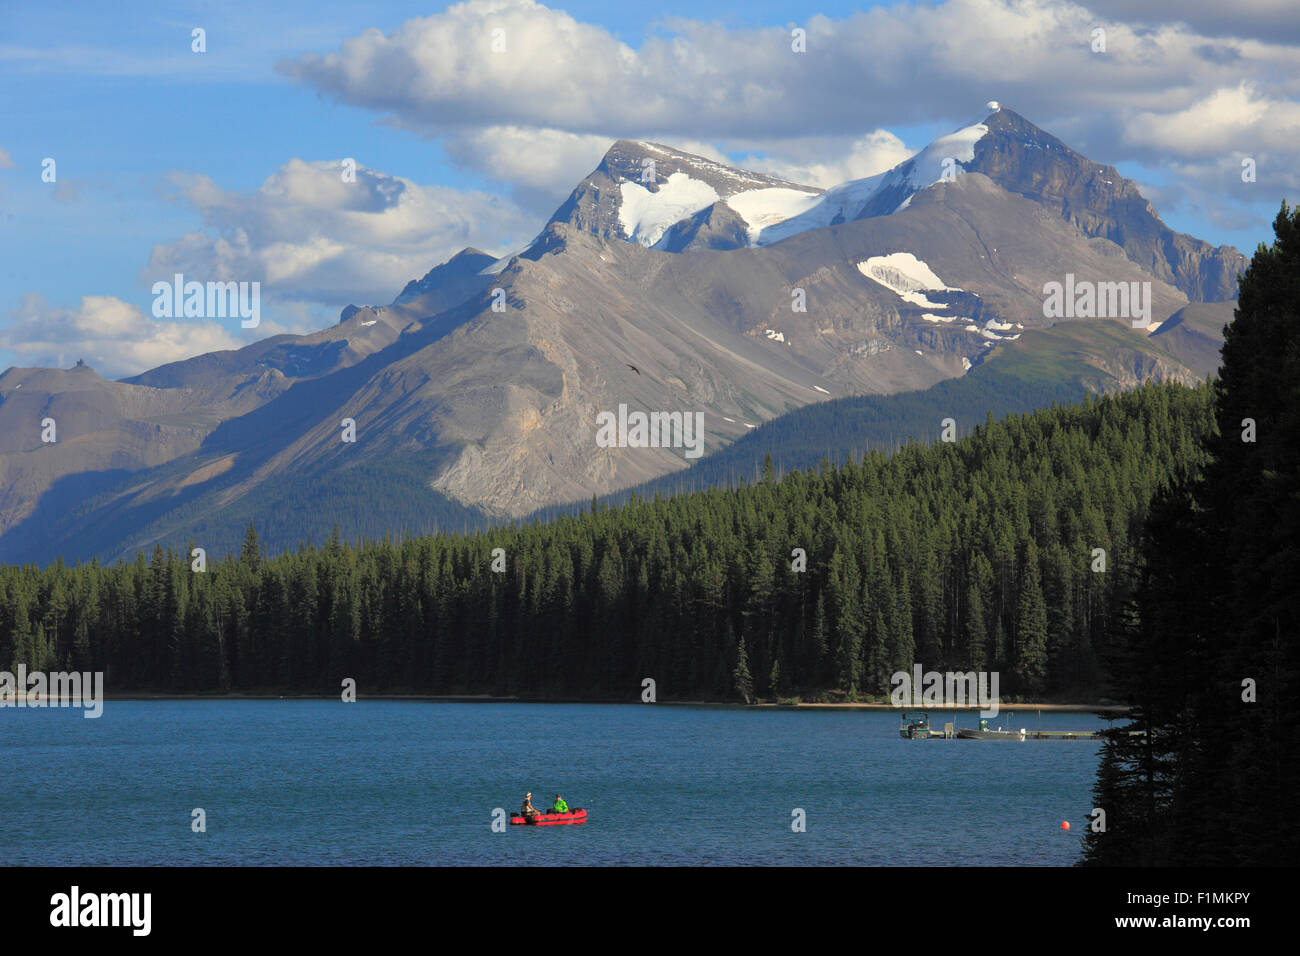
[626,363,641,375]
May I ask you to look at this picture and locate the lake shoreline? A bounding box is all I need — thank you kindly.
[84,692,1129,713]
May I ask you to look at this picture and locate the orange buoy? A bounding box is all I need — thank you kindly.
[1060,821,1071,830]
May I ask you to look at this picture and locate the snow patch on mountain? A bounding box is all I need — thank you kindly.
[728,188,825,244]
[619,173,721,247]
[630,142,790,193]
[480,252,520,275]
[857,254,960,312]
[749,119,990,245]
[899,121,990,192]
[858,253,965,311]
[753,172,889,246]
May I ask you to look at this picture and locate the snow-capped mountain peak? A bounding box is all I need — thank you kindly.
[546,139,821,251]
[895,119,990,192]
[524,105,1244,301]
[543,114,1010,254]
[754,113,995,244]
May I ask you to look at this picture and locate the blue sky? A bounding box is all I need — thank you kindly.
[2,0,1295,376]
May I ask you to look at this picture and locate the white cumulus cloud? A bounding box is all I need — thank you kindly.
[146,158,540,308]
[0,294,244,379]
[275,0,1300,234]
[1123,83,1300,157]
[279,0,1300,143]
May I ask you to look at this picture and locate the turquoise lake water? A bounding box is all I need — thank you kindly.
[0,700,1109,865]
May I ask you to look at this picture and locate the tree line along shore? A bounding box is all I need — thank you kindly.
[1,380,1210,706]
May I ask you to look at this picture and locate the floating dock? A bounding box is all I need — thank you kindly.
[901,711,1108,740]
[956,728,1100,740]
[958,715,1103,740]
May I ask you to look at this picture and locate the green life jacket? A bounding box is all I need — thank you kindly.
[554,797,568,812]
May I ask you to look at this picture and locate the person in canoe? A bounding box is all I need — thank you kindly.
[521,792,540,819]
[550,794,569,814]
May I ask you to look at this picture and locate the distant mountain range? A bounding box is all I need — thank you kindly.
[0,106,1242,564]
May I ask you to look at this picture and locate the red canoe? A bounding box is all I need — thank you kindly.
[510,809,587,826]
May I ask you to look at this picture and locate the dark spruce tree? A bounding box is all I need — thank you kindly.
[1085,202,1300,866]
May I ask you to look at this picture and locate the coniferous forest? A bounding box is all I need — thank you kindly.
[1,379,1213,702]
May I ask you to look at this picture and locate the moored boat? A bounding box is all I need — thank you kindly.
[899,711,933,739]
[956,727,1026,740]
[956,717,1026,740]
